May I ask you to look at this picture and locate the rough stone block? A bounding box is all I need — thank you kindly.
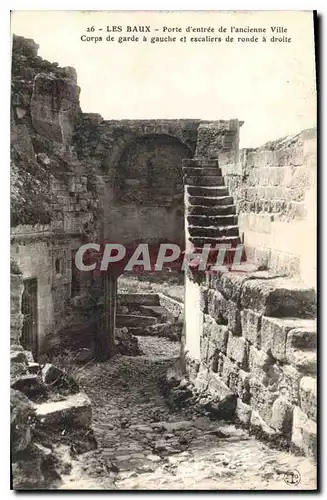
[279,365,302,405]
[35,392,92,429]
[200,337,209,362]
[248,345,276,385]
[41,363,64,385]
[299,376,316,422]
[250,410,281,440]
[287,349,317,375]
[227,300,242,335]
[11,389,34,455]
[207,371,234,399]
[270,396,293,434]
[11,374,47,399]
[292,406,317,459]
[236,400,252,426]
[261,317,314,362]
[237,370,251,403]
[11,351,28,364]
[221,355,239,389]
[241,309,262,347]
[216,272,249,303]
[226,333,248,369]
[286,324,317,350]
[249,378,279,423]
[207,290,229,324]
[240,278,316,318]
[199,287,208,313]
[286,326,317,374]
[204,317,229,354]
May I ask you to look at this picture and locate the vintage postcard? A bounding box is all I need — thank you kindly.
[10,10,317,490]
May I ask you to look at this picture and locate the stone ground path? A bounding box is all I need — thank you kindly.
[60,337,317,491]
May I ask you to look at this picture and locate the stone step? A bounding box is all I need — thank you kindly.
[184,175,225,186]
[139,305,171,320]
[189,235,241,247]
[182,158,219,168]
[118,293,160,307]
[182,166,222,176]
[116,314,158,328]
[187,186,229,197]
[286,323,317,374]
[188,225,239,238]
[35,393,92,429]
[187,204,236,216]
[241,279,317,318]
[187,214,237,226]
[188,195,233,207]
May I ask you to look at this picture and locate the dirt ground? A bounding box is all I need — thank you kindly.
[60,336,317,491]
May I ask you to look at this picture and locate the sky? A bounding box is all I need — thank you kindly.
[10,10,316,148]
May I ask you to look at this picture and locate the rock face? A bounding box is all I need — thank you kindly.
[30,72,81,144]
[10,343,97,489]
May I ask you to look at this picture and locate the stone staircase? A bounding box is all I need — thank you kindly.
[182,158,245,264]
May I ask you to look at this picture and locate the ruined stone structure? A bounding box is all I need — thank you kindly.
[181,138,317,459]
[10,33,317,470]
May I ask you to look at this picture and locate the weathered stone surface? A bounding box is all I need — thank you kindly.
[116,314,157,328]
[279,365,302,405]
[226,333,248,369]
[261,317,314,362]
[221,355,239,388]
[30,72,81,144]
[11,374,47,399]
[207,290,229,324]
[236,400,252,425]
[286,325,316,351]
[203,316,229,354]
[24,350,34,363]
[11,389,34,455]
[249,378,279,423]
[28,362,40,374]
[237,370,251,403]
[207,371,234,400]
[11,362,28,381]
[12,452,45,490]
[195,120,242,158]
[215,271,249,302]
[248,345,275,386]
[270,397,293,434]
[42,363,64,384]
[292,406,317,458]
[250,410,281,440]
[35,392,92,428]
[286,326,317,374]
[241,278,316,318]
[299,376,316,422]
[10,344,24,352]
[11,351,28,364]
[227,300,242,335]
[118,293,160,307]
[241,309,262,347]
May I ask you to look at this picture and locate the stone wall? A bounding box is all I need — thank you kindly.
[182,268,317,458]
[10,269,24,346]
[218,129,317,286]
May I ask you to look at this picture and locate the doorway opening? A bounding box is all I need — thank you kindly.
[21,277,38,359]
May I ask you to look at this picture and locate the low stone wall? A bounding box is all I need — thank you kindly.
[182,269,317,458]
